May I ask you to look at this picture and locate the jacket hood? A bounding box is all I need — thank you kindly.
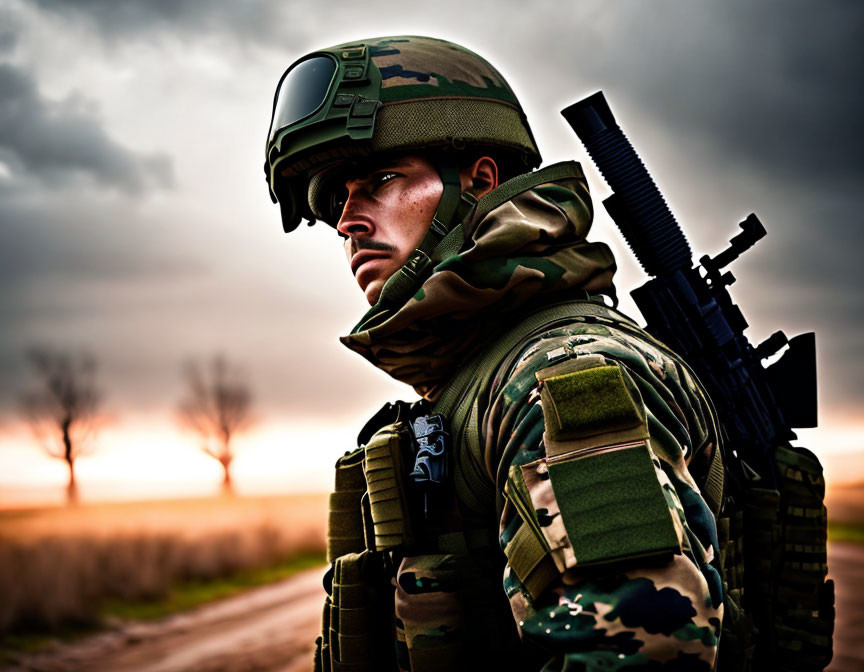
[340,161,617,399]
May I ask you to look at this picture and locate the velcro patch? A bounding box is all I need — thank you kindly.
[548,442,683,566]
[539,364,644,442]
[520,442,684,569]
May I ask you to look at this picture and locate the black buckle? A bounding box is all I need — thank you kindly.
[401,249,432,281]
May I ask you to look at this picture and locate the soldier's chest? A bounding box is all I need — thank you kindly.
[320,405,525,671]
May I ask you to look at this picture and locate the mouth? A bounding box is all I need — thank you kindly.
[351,250,391,276]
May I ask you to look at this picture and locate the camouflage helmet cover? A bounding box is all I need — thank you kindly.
[265,36,542,231]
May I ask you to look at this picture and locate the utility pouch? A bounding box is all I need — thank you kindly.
[772,444,834,671]
[314,596,332,672]
[717,507,754,672]
[364,422,415,551]
[518,359,685,571]
[734,442,834,671]
[521,440,685,570]
[319,550,395,672]
[327,447,367,562]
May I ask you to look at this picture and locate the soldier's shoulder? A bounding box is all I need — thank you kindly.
[492,315,695,405]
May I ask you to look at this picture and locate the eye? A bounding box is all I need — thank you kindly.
[328,186,348,223]
[372,171,399,188]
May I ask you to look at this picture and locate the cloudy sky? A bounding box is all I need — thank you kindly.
[1,0,861,503]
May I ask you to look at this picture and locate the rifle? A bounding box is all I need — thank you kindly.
[562,92,833,671]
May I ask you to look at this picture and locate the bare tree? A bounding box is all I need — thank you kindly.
[177,355,254,496]
[19,348,103,505]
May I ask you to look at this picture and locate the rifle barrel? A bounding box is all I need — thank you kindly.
[561,91,692,277]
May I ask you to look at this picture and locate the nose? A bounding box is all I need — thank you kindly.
[335,185,373,238]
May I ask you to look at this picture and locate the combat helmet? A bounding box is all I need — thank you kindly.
[265,35,542,233]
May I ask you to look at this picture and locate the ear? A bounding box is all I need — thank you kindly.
[460,156,498,198]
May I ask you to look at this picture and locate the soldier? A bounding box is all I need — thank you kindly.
[265,36,725,671]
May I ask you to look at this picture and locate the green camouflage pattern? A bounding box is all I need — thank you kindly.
[339,168,725,668]
[364,36,518,105]
[491,319,724,669]
[394,554,465,671]
[390,550,540,670]
[340,171,617,399]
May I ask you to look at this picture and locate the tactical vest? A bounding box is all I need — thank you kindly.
[314,299,833,672]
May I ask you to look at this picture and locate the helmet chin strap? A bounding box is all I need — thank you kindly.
[353,154,478,333]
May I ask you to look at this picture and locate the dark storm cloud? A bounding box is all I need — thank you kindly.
[0,21,17,55]
[497,0,863,187]
[31,0,293,47]
[615,1,864,186]
[645,1,864,407]
[2,0,860,426]
[507,0,864,407]
[0,63,173,193]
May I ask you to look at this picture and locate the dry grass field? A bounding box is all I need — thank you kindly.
[826,481,864,543]
[2,481,860,635]
[826,481,864,522]
[0,494,327,636]
[1,483,861,669]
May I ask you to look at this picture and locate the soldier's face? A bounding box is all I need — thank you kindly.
[335,155,442,305]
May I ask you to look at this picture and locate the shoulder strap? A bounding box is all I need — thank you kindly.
[433,298,635,417]
[430,161,586,265]
[433,297,725,518]
[471,161,585,225]
[432,298,637,513]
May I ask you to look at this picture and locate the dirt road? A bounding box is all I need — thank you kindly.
[827,542,864,672]
[7,543,862,672]
[4,568,325,672]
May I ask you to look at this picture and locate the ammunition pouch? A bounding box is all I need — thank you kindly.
[318,444,399,672]
[318,429,411,672]
[363,423,415,551]
[717,443,834,672]
[769,444,834,671]
[315,550,395,672]
[327,447,367,563]
[319,410,522,671]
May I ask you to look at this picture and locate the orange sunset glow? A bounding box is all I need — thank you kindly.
[2,413,861,508]
[0,418,365,506]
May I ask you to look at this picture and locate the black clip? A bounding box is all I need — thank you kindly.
[410,414,450,520]
[356,400,411,448]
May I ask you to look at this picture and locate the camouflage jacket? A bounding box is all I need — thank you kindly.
[340,164,724,670]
